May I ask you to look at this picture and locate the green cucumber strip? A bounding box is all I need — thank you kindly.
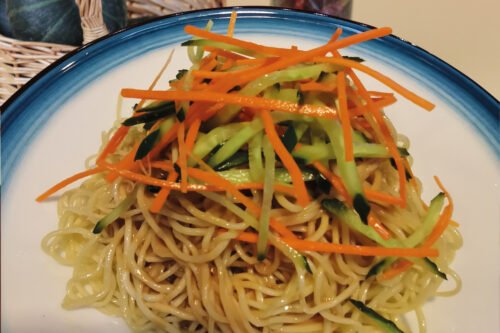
[134,116,175,160]
[189,122,247,166]
[402,193,445,248]
[318,118,369,222]
[135,130,160,161]
[349,299,404,333]
[257,137,275,260]
[248,132,264,181]
[93,188,136,234]
[182,39,264,58]
[217,167,317,185]
[281,125,298,153]
[122,107,175,126]
[322,199,402,248]
[213,151,248,171]
[423,258,447,280]
[366,259,390,278]
[342,55,365,63]
[208,118,263,167]
[135,101,176,113]
[292,143,401,163]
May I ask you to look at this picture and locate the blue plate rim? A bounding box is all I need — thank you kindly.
[1,6,498,113]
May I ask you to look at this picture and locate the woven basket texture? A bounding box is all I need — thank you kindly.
[0,0,224,105]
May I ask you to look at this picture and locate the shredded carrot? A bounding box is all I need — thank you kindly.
[36,167,104,202]
[96,126,129,165]
[150,170,178,213]
[203,46,247,60]
[227,11,237,37]
[314,57,435,111]
[337,71,354,161]
[312,161,350,201]
[299,81,337,92]
[260,109,310,207]
[219,58,235,71]
[379,260,413,280]
[235,57,277,66]
[367,213,391,240]
[184,25,300,57]
[328,27,343,42]
[121,89,338,119]
[364,187,404,206]
[184,118,201,153]
[423,177,454,247]
[229,231,438,258]
[348,70,407,208]
[177,123,188,193]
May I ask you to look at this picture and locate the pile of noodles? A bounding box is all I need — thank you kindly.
[42,117,462,333]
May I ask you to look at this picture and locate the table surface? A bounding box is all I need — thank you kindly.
[227,0,500,99]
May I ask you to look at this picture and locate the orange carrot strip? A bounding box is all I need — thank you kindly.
[150,170,178,213]
[379,260,413,280]
[314,57,435,111]
[364,187,404,206]
[36,167,104,202]
[203,46,247,60]
[423,177,454,247]
[96,126,129,165]
[260,109,310,207]
[230,231,438,257]
[184,118,201,153]
[235,57,277,66]
[177,123,188,193]
[186,166,297,239]
[219,58,235,71]
[299,81,337,92]
[185,25,300,57]
[368,213,391,240]
[227,11,237,37]
[121,89,338,119]
[337,71,354,161]
[348,70,407,208]
[328,27,343,42]
[312,161,350,201]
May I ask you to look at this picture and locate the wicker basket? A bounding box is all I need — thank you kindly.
[0,0,224,105]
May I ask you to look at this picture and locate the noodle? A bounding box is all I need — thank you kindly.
[40,18,462,333]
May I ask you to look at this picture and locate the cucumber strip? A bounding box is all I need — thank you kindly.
[213,150,248,171]
[135,101,176,113]
[217,167,317,184]
[93,188,136,234]
[402,193,445,248]
[134,116,176,160]
[422,257,447,280]
[257,137,275,260]
[366,258,391,278]
[122,107,175,126]
[186,20,213,64]
[182,39,264,58]
[322,199,401,248]
[248,132,264,181]
[281,124,298,153]
[207,118,263,167]
[292,143,403,163]
[349,299,404,333]
[318,118,370,223]
[209,63,337,126]
[189,122,247,166]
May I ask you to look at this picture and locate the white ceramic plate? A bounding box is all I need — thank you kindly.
[2,7,499,333]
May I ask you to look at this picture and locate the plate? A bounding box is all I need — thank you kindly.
[2,7,499,333]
